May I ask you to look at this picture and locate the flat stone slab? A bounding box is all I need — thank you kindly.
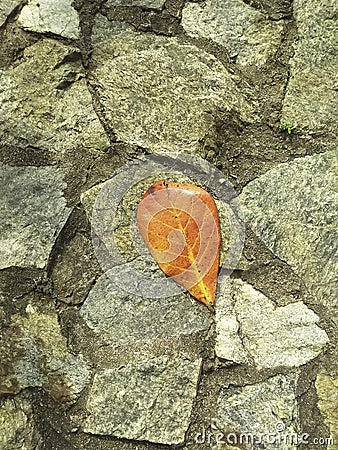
[0,304,91,402]
[182,0,283,66]
[281,0,338,134]
[89,31,255,152]
[239,150,338,308]
[0,39,109,155]
[80,271,212,346]
[18,0,80,39]
[216,374,299,449]
[215,279,329,369]
[83,355,202,445]
[0,164,71,269]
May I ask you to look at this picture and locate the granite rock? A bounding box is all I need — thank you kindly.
[316,374,338,450]
[89,31,255,152]
[0,164,71,269]
[83,355,202,445]
[281,0,338,134]
[216,374,299,449]
[182,0,284,66]
[18,0,80,39]
[80,271,211,346]
[215,279,329,369]
[0,304,91,402]
[0,0,22,26]
[0,39,110,155]
[239,150,338,308]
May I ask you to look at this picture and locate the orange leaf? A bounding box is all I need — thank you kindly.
[137,180,221,308]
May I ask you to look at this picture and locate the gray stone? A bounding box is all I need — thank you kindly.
[0,164,71,269]
[80,271,212,346]
[83,355,202,445]
[182,0,284,66]
[239,150,338,308]
[215,279,329,369]
[0,0,22,26]
[0,39,110,155]
[89,31,255,152]
[92,14,134,44]
[0,304,91,402]
[281,0,338,134]
[106,0,166,8]
[18,0,80,39]
[216,373,299,449]
[51,232,101,305]
[0,397,36,450]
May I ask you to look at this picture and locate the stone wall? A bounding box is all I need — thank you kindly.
[0,0,337,449]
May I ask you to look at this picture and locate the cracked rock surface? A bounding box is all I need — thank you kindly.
[215,279,329,369]
[0,39,109,156]
[182,0,284,66]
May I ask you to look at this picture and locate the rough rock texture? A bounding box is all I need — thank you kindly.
[106,0,166,8]
[92,13,134,44]
[0,0,22,26]
[239,150,338,308]
[182,0,284,66]
[0,164,71,269]
[89,31,255,152]
[215,279,329,369]
[83,355,202,445]
[80,271,211,346]
[216,374,299,449]
[316,374,338,449]
[51,231,101,305]
[281,0,338,134]
[18,0,80,39]
[0,39,110,155]
[0,304,91,402]
[0,397,37,450]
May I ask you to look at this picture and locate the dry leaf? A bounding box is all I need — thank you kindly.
[137,180,221,308]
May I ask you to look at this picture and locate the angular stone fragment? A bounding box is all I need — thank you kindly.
[89,31,255,152]
[215,279,329,369]
[0,39,110,155]
[0,0,22,26]
[84,355,202,445]
[316,374,338,450]
[106,0,165,8]
[182,0,283,66]
[0,164,71,269]
[0,397,36,450]
[281,0,338,134]
[239,150,338,308]
[216,374,299,449]
[80,271,211,346]
[0,304,91,402]
[18,0,80,39]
